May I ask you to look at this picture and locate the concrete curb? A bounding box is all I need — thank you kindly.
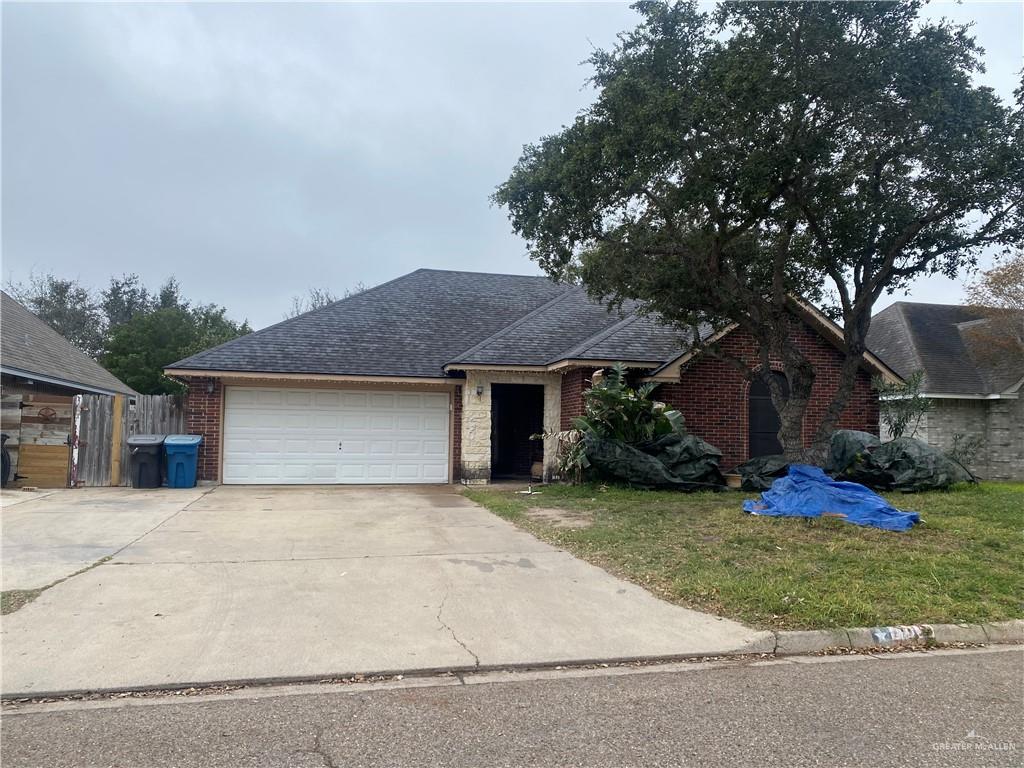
[3,620,1020,701]
[773,619,1024,656]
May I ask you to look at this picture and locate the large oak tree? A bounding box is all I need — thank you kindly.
[495,1,1022,461]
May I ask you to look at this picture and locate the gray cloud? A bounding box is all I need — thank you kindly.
[3,2,1020,328]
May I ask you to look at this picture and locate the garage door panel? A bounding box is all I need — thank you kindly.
[371,393,396,408]
[369,440,395,455]
[424,463,448,480]
[224,387,449,485]
[422,414,446,431]
[311,391,339,406]
[370,415,394,430]
[283,391,312,407]
[255,390,284,406]
[342,415,369,430]
[422,440,447,457]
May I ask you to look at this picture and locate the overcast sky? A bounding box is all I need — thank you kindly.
[3,1,1022,329]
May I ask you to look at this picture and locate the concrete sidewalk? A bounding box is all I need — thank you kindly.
[1,486,770,695]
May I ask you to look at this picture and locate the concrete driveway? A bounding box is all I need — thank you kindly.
[1,485,771,695]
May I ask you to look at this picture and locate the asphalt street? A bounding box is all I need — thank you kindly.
[2,647,1021,767]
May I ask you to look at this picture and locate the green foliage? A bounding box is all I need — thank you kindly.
[103,306,251,395]
[949,433,984,468]
[495,0,1022,460]
[6,271,251,394]
[7,272,105,357]
[100,274,154,330]
[533,428,590,485]
[874,370,931,439]
[573,363,685,443]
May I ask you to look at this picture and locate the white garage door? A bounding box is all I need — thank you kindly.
[223,387,450,484]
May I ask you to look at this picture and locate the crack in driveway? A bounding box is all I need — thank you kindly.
[436,587,480,668]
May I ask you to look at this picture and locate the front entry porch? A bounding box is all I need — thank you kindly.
[458,370,563,484]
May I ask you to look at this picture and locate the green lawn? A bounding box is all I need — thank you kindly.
[465,482,1024,631]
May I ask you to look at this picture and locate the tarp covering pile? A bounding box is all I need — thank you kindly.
[743,465,921,532]
[825,430,881,476]
[735,454,790,491]
[829,431,975,492]
[734,431,975,493]
[584,432,725,490]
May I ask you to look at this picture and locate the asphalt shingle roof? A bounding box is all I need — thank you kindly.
[1,290,135,395]
[168,269,695,377]
[569,314,689,363]
[867,302,1023,395]
[170,270,572,377]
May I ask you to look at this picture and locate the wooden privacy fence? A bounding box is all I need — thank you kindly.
[71,394,185,487]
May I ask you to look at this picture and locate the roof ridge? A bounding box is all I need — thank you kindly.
[444,285,579,364]
[551,311,640,363]
[414,268,554,280]
[894,302,928,377]
[168,269,426,367]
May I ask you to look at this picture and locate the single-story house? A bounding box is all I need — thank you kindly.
[165,269,893,485]
[868,301,1024,481]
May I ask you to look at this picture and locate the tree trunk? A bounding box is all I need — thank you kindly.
[776,362,815,463]
[764,329,817,463]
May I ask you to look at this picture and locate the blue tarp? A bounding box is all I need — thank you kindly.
[743,464,921,532]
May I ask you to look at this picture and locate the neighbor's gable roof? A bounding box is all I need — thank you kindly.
[0,290,136,396]
[867,302,1023,396]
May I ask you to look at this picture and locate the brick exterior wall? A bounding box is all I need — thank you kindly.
[183,376,223,482]
[902,397,1024,481]
[556,323,879,472]
[560,367,596,429]
[653,323,878,470]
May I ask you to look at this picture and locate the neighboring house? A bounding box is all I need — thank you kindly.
[868,302,1024,481]
[0,290,135,398]
[165,269,894,486]
[1,290,135,487]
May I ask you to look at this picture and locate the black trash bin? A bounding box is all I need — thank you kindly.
[127,434,166,488]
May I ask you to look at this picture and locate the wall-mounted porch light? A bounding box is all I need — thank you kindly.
[475,384,484,397]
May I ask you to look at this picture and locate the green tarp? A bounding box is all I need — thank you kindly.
[583,433,726,490]
[735,454,790,491]
[736,431,976,493]
[836,435,975,492]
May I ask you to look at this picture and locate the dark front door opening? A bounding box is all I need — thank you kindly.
[491,384,544,479]
[748,372,790,458]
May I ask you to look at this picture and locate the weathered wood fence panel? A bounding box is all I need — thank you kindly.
[72,394,186,487]
[73,395,115,487]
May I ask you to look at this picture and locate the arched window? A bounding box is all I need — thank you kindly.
[748,372,789,458]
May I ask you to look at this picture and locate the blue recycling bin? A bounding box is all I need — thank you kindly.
[164,435,203,488]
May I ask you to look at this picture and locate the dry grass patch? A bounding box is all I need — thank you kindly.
[524,506,594,529]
